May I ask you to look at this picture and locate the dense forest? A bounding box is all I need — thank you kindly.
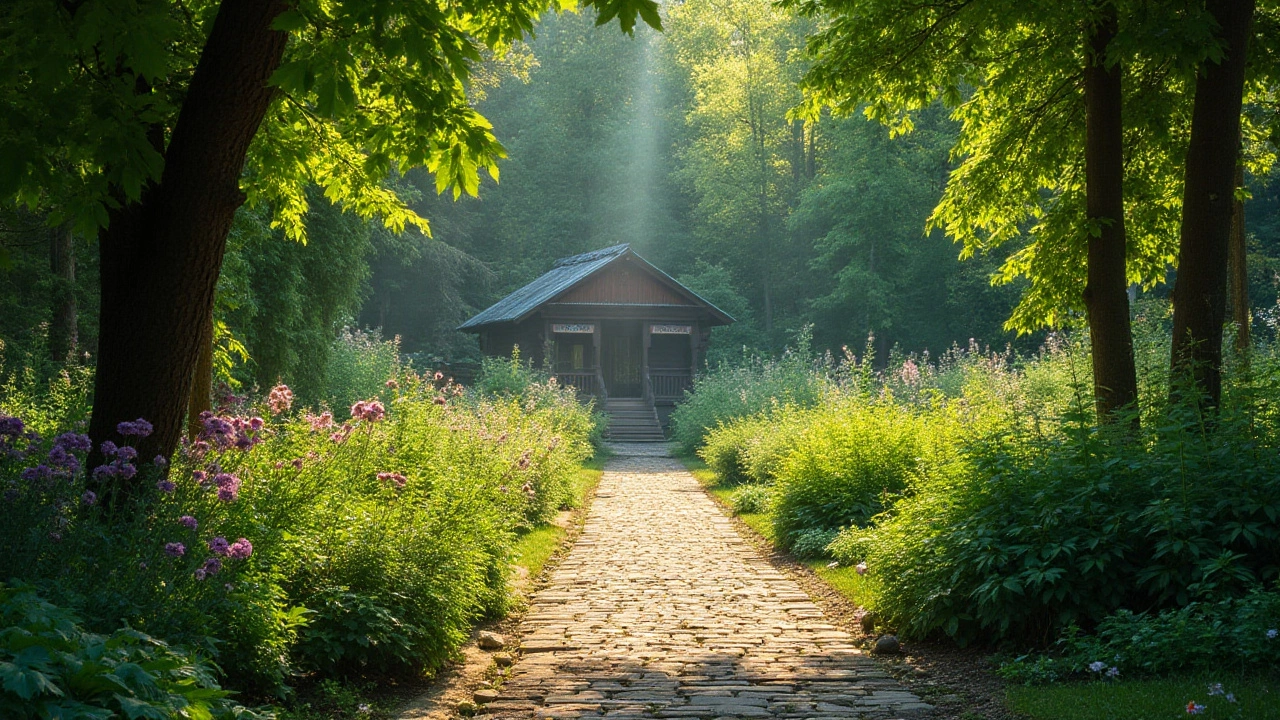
[8,3,1279,392]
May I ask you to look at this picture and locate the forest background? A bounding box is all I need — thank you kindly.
[4,1,1280,396]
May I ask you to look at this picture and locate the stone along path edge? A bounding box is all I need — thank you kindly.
[481,443,934,719]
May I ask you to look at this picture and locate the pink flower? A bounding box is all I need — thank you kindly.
[385,379,399,389]
[855,562,868,576]
[267,384,293,414]
[377,471,408,488]
[350,400,386,423]
[307,412,334,431]
[227,538,253,560]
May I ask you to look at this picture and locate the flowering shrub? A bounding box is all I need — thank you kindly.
[0,366,599,692]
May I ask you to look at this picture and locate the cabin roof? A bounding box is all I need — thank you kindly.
[459,243,733,331]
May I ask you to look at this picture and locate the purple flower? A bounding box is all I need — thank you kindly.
[1268,629,1278,640]
[53,432,91,453]
[164,542,185,557]
[117,418,153,437]
[100,441,118,457]
[178,515,198,530]
[1105,666,1120,678]
[213,473,241,502]
[48,531,61,542]
[118,463,137,480]
[208,536,230,556]
[153,455,168,468]
[248,416,264,431]
[46,446,79,473]
[192,470,207,484]
[116,446,137,461]
[81,490,97,506]
[1187,701,1205,715]
[202,557,223,575]
[156,480,176,494]
[194,569,207,581]
[0,415,24,437]
[92,465,117,480]
[227,538,253,560]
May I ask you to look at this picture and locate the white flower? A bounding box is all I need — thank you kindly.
[1105,667,1120,678]
[1088,661,1106,673]
[1268,628,1278,640]
[855,562,868,576]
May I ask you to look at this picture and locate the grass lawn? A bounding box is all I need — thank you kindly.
[1008,674,1280,719]
[510,454,605,578]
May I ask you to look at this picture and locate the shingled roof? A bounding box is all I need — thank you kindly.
[458,244,732,331]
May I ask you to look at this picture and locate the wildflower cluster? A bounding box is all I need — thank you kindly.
[350,399,386,423]
[267,384,294,415]
[195,411,265,451]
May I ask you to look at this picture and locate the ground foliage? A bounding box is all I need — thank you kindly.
[0,353,599,697]
[685,314,1280,652]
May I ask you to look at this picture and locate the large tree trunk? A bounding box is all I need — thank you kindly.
[87,0,290,471]
[1228,161,1250,353]
[1170,0,1254,409]
[187,307,214,437]
[48,223,77,364]
[1082,9,1139,423]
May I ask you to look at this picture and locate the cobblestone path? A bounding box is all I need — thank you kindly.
[486,448,933,719]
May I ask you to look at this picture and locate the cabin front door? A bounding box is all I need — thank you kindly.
[602,320,643,397]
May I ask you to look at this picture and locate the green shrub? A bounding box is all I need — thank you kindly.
[473,346,546,398]
[835,405,1280,644]
[770,398,952,551]
[669,337,830,455]
[729,483,771,515]
[324,327,400,413]
[0,583,268,720]
[999,587,1280,684]
[0,360,598,692]
[699,418,764,485]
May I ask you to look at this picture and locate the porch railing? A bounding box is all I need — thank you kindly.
[650,370,692,401]
[555,372,599,397]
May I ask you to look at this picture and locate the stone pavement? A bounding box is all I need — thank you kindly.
[484,445,933,719]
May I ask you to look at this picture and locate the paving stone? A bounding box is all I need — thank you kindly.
[484,447,930,719]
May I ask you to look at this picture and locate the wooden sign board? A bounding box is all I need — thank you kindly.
[651,324,692,335]
[552,323,595,334]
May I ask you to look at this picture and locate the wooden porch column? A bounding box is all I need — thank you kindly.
[593,321,605,400]
[690,322,700,374]
[642,321,652,402]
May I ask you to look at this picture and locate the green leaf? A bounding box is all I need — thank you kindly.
[270,10,310,32]
[0,661,62,700]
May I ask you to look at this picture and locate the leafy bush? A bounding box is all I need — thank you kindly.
[770,398,958,551]
[1,361,598,692]
[0,583,268,720]
[998,587,1280,684]
[669,331,830,454]
[833,404,1280,644]
[700,417,766,485]
[789,528,840,560]
[324,327,400,413]
[472,346,546,398]
[729,483,771,515]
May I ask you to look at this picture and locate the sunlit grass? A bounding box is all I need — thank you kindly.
[1008,674,1280,720]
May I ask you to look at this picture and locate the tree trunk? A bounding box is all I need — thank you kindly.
[48,223,77,364]
[1169,0,1254,409]
[88,0,290,471]
[1228,161,1250,353]
[1082,9,1139,423]
[187,307,214,437]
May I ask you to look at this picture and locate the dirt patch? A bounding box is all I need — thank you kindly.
[702,488,1025,720]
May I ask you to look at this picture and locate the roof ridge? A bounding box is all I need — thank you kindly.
[552,243,629,268]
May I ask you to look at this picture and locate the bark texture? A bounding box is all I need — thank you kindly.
[48,224,77,364]
[88,0,290,469]
[1082,10,1139,422]
[1170,0,1254,409]
[1228,162,1250,352]
[187,308,214,437]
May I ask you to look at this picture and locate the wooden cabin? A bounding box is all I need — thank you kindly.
[459,244,733,439]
